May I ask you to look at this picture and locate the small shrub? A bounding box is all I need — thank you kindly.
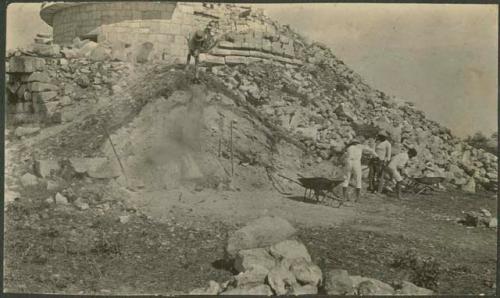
[91,230,122,255]
[391,249,441,290]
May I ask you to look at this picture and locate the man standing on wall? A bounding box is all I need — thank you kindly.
[185,21,219,79]
[185,30,207,79]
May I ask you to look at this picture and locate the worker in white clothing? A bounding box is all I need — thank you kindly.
[387,146,418,199]
[368,130,392,193]
[342,137,378,202]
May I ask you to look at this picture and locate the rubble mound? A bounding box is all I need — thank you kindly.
[5,4,497,196]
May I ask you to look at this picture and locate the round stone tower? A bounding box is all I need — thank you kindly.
[39,2,303,66]
[40,2,238,62]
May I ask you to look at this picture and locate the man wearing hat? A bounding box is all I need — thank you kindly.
[387,145,418,199]
[185,22,219,78]
[185,30,207,78]
[341,137,378,202]
[368,130,392,193]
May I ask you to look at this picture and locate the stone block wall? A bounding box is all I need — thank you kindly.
[5,56,60,124]
[42,2,305,65]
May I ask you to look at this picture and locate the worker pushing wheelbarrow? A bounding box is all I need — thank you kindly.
[378,145,419,199]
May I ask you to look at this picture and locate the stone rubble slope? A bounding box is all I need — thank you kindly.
[198,59,497,192]
[6,6,498,194]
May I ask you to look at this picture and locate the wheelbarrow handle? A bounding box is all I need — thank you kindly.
[276,174,303,187]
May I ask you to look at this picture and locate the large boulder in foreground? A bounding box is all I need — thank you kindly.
[220,284,273,296]
[234,248,277,273]
[226,216,297,257]
[350,275,395,295]
[266,264,298,295]
[269,239,312,262]
[324,269,355,295]
[189,280,221,295]
[288,258,322,287]
[233,266,269,288]
[393,280,434,295]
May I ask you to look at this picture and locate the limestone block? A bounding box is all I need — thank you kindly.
[8,56,45,73]
[198,53,226,65]
[324,269,355,295]
[32,91,58,103]
[269,240,312,262]
[15,84,28,99]
[225,56,248,65]
[29,82,59,92]
[262,39,272,52]
[271,41,282,55]
[33,43,61,57]
[226,216,297,257]
[209,48,234,56]
[218,41,237,49]
[22,71,51,83]
[283,43,295,58]
[247,57,263,64]
[241,41,253,50]
[69,157,121,179]
[15,102,28,113]
[246,50,266,58]
[234,266,269,287]
[43,102,62,121]
[234,248,277,272]
[220,284,273,296]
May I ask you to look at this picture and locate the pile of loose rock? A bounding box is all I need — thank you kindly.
[190,216,434,296]
[203,57,497,191]
[5,9,497,193]
[460,209,497,228]
[324,269,434,295]
[6,36,133,127]
[191,216,321,295]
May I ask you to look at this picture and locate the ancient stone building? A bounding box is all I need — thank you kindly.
[40,1,303,64]
[6,2,307,125]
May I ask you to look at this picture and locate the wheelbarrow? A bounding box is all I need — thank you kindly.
[405,176,445,195]
[278,174,346,207]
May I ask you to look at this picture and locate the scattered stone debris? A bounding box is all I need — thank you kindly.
[20,173,38,187]
[119,215,130,224]
[203,216,321,295]
[189,280,221,295]
[226,216,297,257]
[459,209,497,228]
[324,269,355,295]
[5,13,497,192]
[55,192,69,205]
[4,190,21,205]
[15,126,40,138]
[73,197,90,210]
[189,216,435,295]
[34,159,61,178]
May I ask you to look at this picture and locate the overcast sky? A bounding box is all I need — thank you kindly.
[6,3,498,137]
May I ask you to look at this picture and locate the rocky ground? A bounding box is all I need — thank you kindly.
[4,174,497,295]
[4,11,497,295]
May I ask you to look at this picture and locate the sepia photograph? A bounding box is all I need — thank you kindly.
[3,1,498,295]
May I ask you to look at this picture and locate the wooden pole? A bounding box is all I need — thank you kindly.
[218,116,222,158]
[103,125,128,185]
[218,138,222,158]
[230,120,234,177]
